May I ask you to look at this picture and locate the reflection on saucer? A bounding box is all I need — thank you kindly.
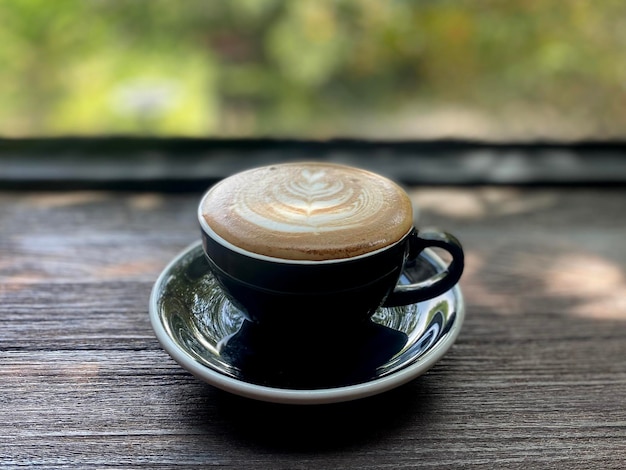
[219,320,408,389]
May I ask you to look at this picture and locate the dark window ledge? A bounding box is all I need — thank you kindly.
[1,137,626,191]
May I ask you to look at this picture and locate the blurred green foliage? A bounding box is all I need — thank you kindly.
[1,0,626,139]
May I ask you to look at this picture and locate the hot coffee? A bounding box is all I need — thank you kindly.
[198,161,463,331]
[201,162,413,260]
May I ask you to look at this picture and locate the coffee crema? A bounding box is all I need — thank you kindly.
[201,162,414,260]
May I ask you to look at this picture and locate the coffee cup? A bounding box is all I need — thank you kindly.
[198,162,464,337]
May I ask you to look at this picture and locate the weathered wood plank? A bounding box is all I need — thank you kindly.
[1,188,625,469]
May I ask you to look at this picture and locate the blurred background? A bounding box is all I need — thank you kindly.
[2,0,626,141]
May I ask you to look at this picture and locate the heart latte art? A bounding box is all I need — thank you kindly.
[201,163,413,260]
[236,168,383,233]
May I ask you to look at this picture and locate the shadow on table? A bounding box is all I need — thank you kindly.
[209,378,437,452]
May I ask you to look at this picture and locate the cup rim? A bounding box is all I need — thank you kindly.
[197,190,413,266]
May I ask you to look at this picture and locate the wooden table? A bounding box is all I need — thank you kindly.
[1,182,625,468]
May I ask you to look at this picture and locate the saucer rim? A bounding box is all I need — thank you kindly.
[149,242,465,405]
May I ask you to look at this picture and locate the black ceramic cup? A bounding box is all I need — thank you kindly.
[198,206,464,337]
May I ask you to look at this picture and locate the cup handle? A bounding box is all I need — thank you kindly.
[383,229,465,307]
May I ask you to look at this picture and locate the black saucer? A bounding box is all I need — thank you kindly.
[149,242,465,404]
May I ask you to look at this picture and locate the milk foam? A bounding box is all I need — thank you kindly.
[201,162,413,260]
[234,168,384,234]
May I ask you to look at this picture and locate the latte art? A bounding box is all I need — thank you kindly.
[235,169,384,234]
[201,162,414,260]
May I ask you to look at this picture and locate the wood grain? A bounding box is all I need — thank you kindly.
[1,188,625,469]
